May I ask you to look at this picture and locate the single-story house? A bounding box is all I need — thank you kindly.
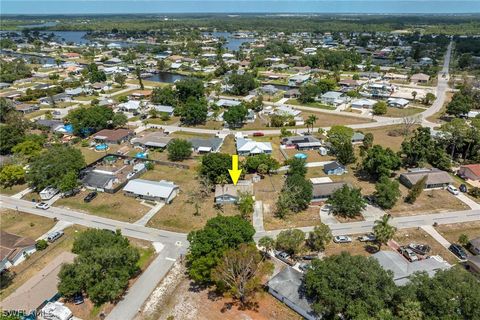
[373,250,451,286]
[388,98,409,108]
[93,128,134,144]
[311,181,347,201]
[215,99,242,108]
[411,73,430,84]
[189,137,224,153]
[258,85,279,95]
[236,138,272,156]
[39,93,72,105]
[35,119,66,133]
[284,88,300,98]
[215,180,253,204]
[282,136,322,150]
[118,100,142,112]
[399,168,453,189]
[129,90,153,100]
[0,231,36,272]
[288,74,310,86]
[320,91,344,105]
[338,79,360,89]
[323,161,346,175]
[131,132,172,149]
[469,237,480,255]
[276,105,302,117]
[458,164,480,181]
[40,301,73,320]
[351,132,365,143]
[123,179,179,203]
[65,87,92,96]
[153,105,175,116]
[15,103,40,114]
[350,98,376,109]
[81,170,118,192]
[268,267,319,320]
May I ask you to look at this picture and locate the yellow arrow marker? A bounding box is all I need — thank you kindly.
[228,154,242,186]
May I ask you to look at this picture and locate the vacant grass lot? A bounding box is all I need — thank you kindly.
[361,125,419,151]
[0,209,56,239]
[0,183,29,196]
[286,99,336,110]
[144,166,239,232]
[393,228,458,265]
[383,106,425,118]
[56,190,150,223]
[436,221,480,245]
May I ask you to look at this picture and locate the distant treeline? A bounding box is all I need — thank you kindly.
[2,14,480,35]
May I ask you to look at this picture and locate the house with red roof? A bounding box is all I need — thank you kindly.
[458,164,480,181]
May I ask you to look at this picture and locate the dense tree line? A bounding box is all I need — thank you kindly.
[0,59,31,83]
[66,105,127,136]
[305,252,480,320]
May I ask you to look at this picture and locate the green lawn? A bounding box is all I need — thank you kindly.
[286,99,336,110]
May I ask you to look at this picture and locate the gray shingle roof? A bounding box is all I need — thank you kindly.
[373,250,451,286]
[268,268,316,317]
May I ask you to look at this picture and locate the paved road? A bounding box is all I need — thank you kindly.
[0,196,187,245]
[255,209,480,239]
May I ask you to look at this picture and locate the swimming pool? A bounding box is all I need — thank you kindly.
[95,143,109,151]
[294,153,307,159]
[135,152,148,159]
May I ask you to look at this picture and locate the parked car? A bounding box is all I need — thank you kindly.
[301,254,318,260]
[399,247,419,262]
[447,184,459,195]
[358,233,376,242]
[408,243,431,255]
[253,132,264,137]
[62,188,80,198]
[47,230,64,243]
[334,235,352,243]
[83,191,98,203]
[275,251,295,266]
[459,184,468,193]
[73,293,84,305]
[298,262,311,272]
[449,244,468,260]
[35,202,50,210]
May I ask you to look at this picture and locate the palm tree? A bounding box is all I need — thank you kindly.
[373,214,397,250]
[307,115,318,132]
[411,91,417,101]
[215,174,229,213]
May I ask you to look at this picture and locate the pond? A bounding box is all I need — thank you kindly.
[145,72,187,83]
[203,31,256,51]
[0,49,56,65]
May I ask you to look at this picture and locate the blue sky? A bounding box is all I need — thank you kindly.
[2,0,480,15]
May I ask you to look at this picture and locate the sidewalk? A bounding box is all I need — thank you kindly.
[134,202,165,226]
[455,193,480,209]
[11,187,32,199]
[253,201,265,232]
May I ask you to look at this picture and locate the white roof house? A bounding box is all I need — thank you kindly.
[388,98,410,108]
[153,105,175,115]
[320,91,344,105]
[351,98,377,109]
[123,179,179,203]
[236,138,272,156]
[118,100,142,111]
[215,99,242,108]
[276,105,302,117]
[40,301,73,320]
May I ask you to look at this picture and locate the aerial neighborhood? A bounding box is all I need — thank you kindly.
[0,12,479,320]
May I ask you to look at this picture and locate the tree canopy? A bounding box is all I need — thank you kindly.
[27,144,85,190]
[167,139,192,161]
[58,229,140,305]
[67,105,127,137]
[305,252,397,319]
[362,145,401,179]
[199,153,233,184]
[327,184,366,218]
[187,215,255,283]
